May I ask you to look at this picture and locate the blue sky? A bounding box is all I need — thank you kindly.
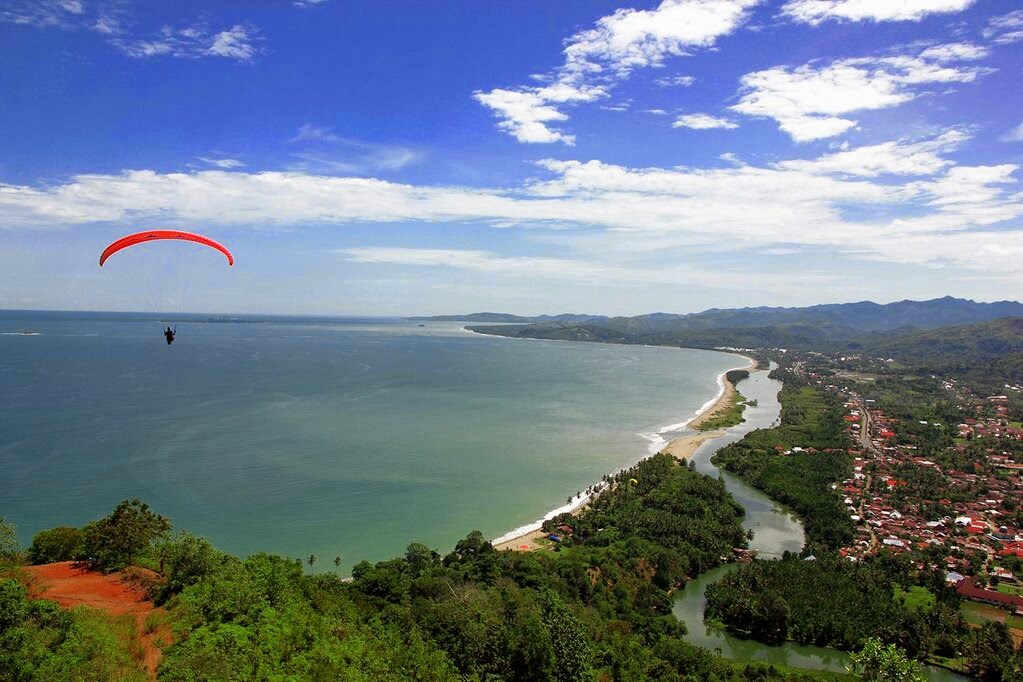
[1,0,1022,315]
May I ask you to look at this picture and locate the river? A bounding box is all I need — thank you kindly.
[671,367,970,681]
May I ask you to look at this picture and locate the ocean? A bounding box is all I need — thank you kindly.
[0,311,744,569]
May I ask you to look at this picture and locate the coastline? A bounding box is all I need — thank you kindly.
[491,350,757,552]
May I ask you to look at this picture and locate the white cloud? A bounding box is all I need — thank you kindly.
[338,246,837,291]
[340,247,612,281]
[287,124,423,172]
[1,133,1019,277]
[198,157,246,169]
[1002,122,1023,143]
[781,0,976,25]
[919,42,989,62]
[473,87,599,145]
[731,50,990,141]
[777,129,969,176]
[294,0,328,7]
[983,10,1023,45]
[290,123,341,144]
[673,113,739,130]
[655,75,696,87]
[206,25,257,61]
[476,0,759,144]
[2,4,263,62]
[0,0,86,28]
[644,109,669,115]
[562,0,759,77]
[114,23,261,61]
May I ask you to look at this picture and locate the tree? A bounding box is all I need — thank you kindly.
[156,532,225,600]
[28,526,85,564]
[307,554,316,568]
[849,638,925,682]
[405,542,439,576]
[83,499,171,570]
[333,555,342,568]
[0,517,19,563]
[964,621,1016,681]
[539,589,591,682]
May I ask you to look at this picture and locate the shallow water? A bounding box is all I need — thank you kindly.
[0,310,742,570]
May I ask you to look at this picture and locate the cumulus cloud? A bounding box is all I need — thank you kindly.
[206,25,257,61]
[473,86,602,145]
[475,0,759,144]
[781,0,976,25]
[673,113,739,129]
[731,49,990,141]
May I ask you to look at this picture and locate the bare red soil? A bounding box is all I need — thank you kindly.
[22,561,168,679]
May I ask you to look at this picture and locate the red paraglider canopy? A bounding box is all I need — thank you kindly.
[99,230,234,267]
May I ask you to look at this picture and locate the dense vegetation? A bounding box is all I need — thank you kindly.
[705,554,954,651]
[705,554,1023,680]
[711,373,853,549]
[2,456,843,681]
[469,304,1023,407]
[0,579,149,681]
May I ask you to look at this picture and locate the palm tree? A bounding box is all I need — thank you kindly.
[307,554,316,568]
[333,555,342,568]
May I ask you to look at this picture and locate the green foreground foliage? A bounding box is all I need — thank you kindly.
[4,454,842,681]
[0,578,148,681]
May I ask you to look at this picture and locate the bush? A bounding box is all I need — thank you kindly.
[29,526,86,564]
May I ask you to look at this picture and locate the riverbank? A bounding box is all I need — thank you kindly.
[492,356,756,552]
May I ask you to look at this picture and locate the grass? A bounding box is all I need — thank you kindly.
[961,601,1008,626]
[996,583,1023,596]
[695,389,748,432]
[895,586,935,612]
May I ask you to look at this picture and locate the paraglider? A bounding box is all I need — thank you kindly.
[99,230,233,345]
[628,478,638,485]
[99,230,234,267]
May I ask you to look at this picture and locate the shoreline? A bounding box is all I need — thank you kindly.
[491,351,757,552]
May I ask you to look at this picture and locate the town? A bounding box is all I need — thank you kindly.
[788,353,1023,641]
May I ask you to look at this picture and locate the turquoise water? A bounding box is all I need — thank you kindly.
[0,311,742,570]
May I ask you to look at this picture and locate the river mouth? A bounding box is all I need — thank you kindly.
[672,368,969,682]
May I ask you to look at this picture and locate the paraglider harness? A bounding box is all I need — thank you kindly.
[164,325,176,345]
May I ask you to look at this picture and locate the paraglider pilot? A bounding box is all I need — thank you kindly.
[164,326,175,345]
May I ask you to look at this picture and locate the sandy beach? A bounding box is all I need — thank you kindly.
[493,357,757,552]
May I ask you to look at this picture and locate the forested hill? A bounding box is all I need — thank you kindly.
[857,317,1023,388]
[409,312,609,323]
[427,296,1023,333]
